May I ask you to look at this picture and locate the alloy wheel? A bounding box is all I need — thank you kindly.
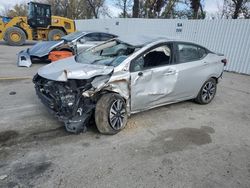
[201,81,216,103]
[109,99,126,130]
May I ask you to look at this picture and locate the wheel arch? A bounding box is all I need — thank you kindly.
[95,89,130,114]
[211,76,218,83]
[95,90,127,103]
[204,73,220,85]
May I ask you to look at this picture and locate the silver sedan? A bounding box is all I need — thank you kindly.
[33,36,226,134]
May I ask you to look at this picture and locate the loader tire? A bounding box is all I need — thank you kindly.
[48,29,65,41]
[5,27,26,46]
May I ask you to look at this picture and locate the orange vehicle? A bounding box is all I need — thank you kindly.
[48,51,73,62]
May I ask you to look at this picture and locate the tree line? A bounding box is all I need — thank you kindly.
[1,0,249,19]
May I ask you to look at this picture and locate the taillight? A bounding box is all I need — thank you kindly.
[221,59,227,66]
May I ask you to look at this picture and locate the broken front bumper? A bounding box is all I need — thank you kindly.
[33,74,95,133]
[17,50,32,67]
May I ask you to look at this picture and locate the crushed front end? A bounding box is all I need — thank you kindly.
[33,74,96,133]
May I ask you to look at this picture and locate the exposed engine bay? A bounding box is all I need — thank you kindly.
[33,74,102,133]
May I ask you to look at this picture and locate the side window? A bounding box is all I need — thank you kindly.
[100,33,115,41]
[46,8,50,17]
[84,33,100,41]
[177,43,207,63]
[130,44,172,72]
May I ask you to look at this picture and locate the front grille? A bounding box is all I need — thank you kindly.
[35,87,55,110]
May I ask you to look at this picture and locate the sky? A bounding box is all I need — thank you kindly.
[0,0,223,18]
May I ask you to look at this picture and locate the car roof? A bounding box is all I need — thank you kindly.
[80,31,117,36]
[116,35,171,47]
[116,36,211,52]
[62,31,117,42]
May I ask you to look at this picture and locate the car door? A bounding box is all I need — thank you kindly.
[167,42,212,100]
[130,43,179,112]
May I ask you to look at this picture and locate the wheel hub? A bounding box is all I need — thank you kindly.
[11,32,21,42]
[109,99,126,130]
[53,34,61,40]
[202,81,215,102]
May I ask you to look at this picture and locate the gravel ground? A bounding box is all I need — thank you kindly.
[0,41,250,188]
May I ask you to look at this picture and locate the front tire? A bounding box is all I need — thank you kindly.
[195,78,217,104]
[95,93,128,135]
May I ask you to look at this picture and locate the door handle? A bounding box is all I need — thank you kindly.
[138,72,143,76]
[134,72,143,84]
[164,70,176,76]
[203,62,209,66]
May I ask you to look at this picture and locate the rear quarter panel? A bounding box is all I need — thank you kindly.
[166,52,224,100]
[204,53,225,81]
[192,53,224,97]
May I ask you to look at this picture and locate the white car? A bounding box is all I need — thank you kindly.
[33,36,227,134]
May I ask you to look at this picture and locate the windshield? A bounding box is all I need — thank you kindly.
[62,31,85,41]
[76,40,137,67]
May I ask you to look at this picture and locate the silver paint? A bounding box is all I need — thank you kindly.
[17,50,32,67]
[28,41,64,57]
[37,38,225,115]
[38,56,114,81]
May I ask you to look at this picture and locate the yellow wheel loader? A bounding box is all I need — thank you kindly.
[0,2,75,46]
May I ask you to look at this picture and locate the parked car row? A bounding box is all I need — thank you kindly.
[24,31,227,134]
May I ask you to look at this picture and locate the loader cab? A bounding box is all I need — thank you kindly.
[28,2,51,28]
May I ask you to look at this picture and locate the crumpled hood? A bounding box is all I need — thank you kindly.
[28,40,64,57]
[38,56,114,81]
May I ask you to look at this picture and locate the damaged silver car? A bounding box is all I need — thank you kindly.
[17,31,117,67]
[33,36,226,134]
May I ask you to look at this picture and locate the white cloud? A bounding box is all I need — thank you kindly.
[105,2,122,18]
[204,0,223,13]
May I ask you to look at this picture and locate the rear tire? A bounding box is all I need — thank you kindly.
[48,29,65,41]
[195,78,217,104]
[95,93,128,135]
[5,27,26,46]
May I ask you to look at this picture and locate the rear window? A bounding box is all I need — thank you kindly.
[84,33,100,41]
[100,33,116,41]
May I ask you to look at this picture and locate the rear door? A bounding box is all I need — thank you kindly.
[167,42,213,99]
